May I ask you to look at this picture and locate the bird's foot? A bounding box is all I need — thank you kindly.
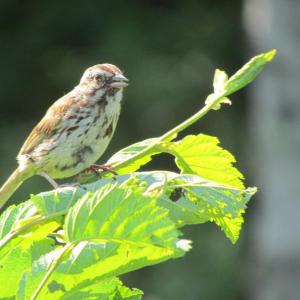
[56,182,87,191]
[85,164,118,176]
[57,182,82,189]
[40,172,85,190]
[41,172,60,189]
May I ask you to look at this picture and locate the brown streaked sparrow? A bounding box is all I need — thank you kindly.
[0,63,129,209]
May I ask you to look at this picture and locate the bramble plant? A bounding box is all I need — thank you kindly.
[0,50,276,299]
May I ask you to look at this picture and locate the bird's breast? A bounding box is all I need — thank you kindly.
[31,94,122,178]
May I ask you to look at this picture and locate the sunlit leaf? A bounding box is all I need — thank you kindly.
[31,186,85,216]
[107,138,160,174]
[65,183,181,248]
[0,200,36,239]
[0,226,58,298]
[166,134,244,189]
[19,255,142,300]
[17,247,66,300]
[60,277,143,300]
[0,200,62,298]
[136,171,255,243]
[85,172,254,243]
[186,185,256,243]
[224,49,276,96]
[17,183,187,298]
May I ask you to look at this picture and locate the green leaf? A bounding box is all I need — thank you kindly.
[17,246,66,300]
[114,283,143,300]
[223,49,276,96]
[85,172,255,243]
[0,239,54,298]
[40,241,180,298]
[158,195,209,226]
[106,132,245,190]
[0,200,61,257]
[0,201,62,298]
[60,277,143,300]
[18,183,188,298]
[20,258,142,300]
[186,185,256,243]
[0,223,59,298]
[31,186,85,216]
[166,134,244,189]
[16,170,253,246]
[141,171,255,243]
[65,183,182,250]
[0,200,37,239]
[83,171,254,243]
[107,138,160,174]
[1,170,255,298]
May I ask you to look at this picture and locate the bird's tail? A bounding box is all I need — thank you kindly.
[0,167,34,211]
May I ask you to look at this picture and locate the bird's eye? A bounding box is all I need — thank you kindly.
[95,74,104,80]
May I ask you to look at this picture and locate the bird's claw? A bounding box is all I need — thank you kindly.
[85,164,118,176]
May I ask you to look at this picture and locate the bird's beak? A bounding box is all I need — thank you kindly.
[110,74,129,88]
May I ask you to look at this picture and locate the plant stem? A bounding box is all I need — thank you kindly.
[0,167,35,211]
[160,94,221,141]
[111,93,223,170]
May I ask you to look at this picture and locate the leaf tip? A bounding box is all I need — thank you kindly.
[247,186,258,196]
[176,239,192,252]
[265,49,277,62]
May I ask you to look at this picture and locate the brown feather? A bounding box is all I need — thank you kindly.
[18,93,74,155]
[100,64,121,74]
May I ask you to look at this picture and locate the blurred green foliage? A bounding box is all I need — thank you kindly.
[0,1,250,299]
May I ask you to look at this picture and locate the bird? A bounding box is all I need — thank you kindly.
[0,63,129,210]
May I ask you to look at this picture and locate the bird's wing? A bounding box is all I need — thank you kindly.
[18,94,74,156]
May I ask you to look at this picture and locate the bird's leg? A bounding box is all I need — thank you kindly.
[41,172,84,190]
[41,172,60,189]
[85,164,118,176]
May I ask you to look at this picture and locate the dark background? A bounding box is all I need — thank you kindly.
[0,1,281,299]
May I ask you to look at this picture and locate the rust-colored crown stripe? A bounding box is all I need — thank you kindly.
[99,64,122,74]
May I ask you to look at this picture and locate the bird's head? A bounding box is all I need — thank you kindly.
[79,63,129,93]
